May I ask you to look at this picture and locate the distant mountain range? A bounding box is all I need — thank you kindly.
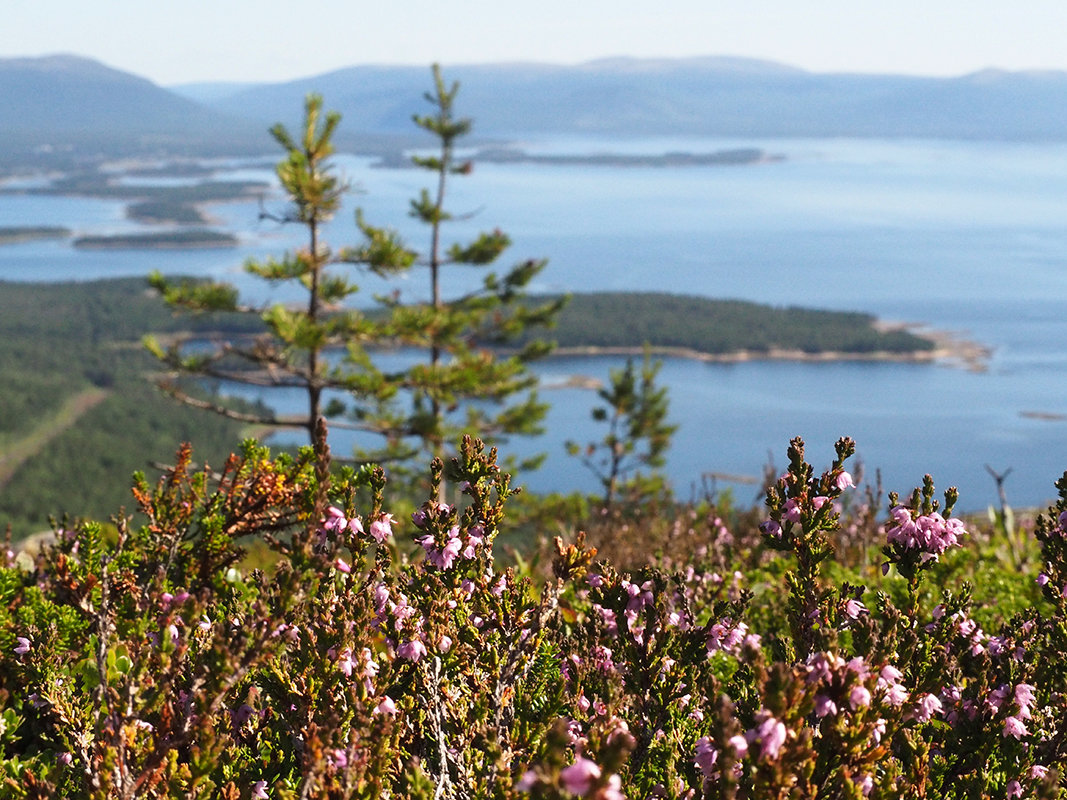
[3,53,1067,172]
[183,56,1067,141]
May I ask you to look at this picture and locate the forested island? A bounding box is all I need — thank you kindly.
[0,225,69,244]
[0,168,269,226]
[72,229,237,249]
[375,147,780,169]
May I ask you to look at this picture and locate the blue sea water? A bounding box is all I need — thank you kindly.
[3,138,1067,510]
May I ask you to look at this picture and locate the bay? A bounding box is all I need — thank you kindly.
[3,138,1067,510]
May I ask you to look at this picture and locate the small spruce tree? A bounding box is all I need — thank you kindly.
[567,349,677,507]
[145,94,379,464]
[341,64,564,474]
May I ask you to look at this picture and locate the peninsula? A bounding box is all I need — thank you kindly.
[522,292,953,364]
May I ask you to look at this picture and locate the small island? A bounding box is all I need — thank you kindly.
[0,225,70,245]
[374,147,781,169]
[72,229,237,250]
[127,200,209,225]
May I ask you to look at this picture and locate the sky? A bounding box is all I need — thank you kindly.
[5,1,1067,86]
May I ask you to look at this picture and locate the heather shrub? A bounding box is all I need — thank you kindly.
[0,434,1063,798]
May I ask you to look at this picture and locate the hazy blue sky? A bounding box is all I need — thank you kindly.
[6,1,1067,85]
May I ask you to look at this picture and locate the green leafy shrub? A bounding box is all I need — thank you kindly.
[0,435,1063,798]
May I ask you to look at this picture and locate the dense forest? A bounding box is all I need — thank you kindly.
[531,292,935,356]
[0,279,256,537]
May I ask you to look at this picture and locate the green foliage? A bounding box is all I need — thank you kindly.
[1,435,1062,798]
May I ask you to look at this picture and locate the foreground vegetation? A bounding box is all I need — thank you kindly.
[0,432,1060,798]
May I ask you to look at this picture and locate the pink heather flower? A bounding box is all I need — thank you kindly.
[783,499,801,524]
[397,639,427,662]
[252,780,269,799]
[882,682,909,707]
[373,583,390,614]
[329,748,348,769]
[751,715,787,760]
[835,471,855,491]
[337,648,357,677]
[879,664,904,684]
[694,737,718,776]
[814,694,838,718]
[812,495,830,510]
[728,734,749,758]
[369,513,394,543]
[1037,572,1050,586]
[858,773,873,796]
[1015,683,1036,711]
[57,752,72,766]
[375,695,398,716]
[843,598,867,619]
[438,635,453,653]
[872,718,887,744]
[560,757,601,794]
[987,684,1010,714]
[334,558,351,573]
[850,685,872,709]
[1006,780,1023,799]
[846,656,870,679]
[1032,765,1049,780]
[1003,715,1028,739]
[437,535,462,569]
[914,693,942,722]
[323,506,348,533]
[13,637,30,655]
[759,519,782,538]
[599,774,624,800]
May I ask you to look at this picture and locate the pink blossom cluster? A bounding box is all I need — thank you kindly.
[410,501,488,570]
[317,506,395,550]
[885,506,966,562]
[804,652,903,729]
[706,618,759,655]
[693,710,787,779]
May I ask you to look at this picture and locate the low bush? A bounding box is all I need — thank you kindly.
[0,434,1061,798]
